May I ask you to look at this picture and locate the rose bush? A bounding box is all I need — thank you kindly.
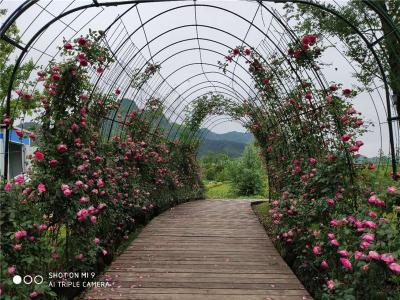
[1,31,202,299]
[192,38,400,299]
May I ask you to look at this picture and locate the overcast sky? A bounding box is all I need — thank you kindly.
[1,0,397,157]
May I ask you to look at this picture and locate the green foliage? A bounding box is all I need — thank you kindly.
[204,181,234,199]
[200,144,267,198]
[229,144,266,197]
[0,9,36,122]
[285,0,400,116]
[200,153,233,181]
[1,32,203,299]
[217,40,400,298]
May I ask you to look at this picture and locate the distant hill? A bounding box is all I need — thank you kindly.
[199,128,253,144]
[101,98,253,157]
[196,129,253,158]
[197,138,248,158]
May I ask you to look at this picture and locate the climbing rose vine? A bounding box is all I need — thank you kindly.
[1,31,203,299]
[204,36,400,298]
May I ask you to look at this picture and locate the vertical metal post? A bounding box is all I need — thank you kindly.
[4,127,9,181]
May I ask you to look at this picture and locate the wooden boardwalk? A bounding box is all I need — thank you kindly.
[84,200,311,300]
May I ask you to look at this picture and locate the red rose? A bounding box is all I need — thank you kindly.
[49,159,58,167]
[51,73,61,81]
[34,150,45,161]
[342,88,352,96]
[16,129,24,138]
[64,42,72,50]
[77,37,87,46]
[56,144,68,152]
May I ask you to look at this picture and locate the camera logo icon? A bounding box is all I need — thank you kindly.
[13,275,43,285]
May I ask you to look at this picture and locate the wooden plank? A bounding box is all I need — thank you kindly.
[83,200,311,300]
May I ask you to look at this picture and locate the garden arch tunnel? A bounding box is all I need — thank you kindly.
[1,0,400,182]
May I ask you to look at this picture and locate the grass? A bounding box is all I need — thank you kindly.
[204,181,235,199]
[252,201,272,231]
[204,180,266,199]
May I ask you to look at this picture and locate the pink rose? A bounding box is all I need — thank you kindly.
[96,179,104,188]
[4,182,12,192]
[381,254,396,265]
[362,233,375,243]
[360,241,370,250]
[70,123,79,131]
[364,220,377,229]
[309,157,317,165]
[90,216,97,224]
[7,265,16,274]
[326,279,335,289]
[15,230,27,240]
[338,250,349,257]
[388,263,400,274]
[330,219,339,227]
[63,188,72,196]
[79,197,90,203]
[339,258,352,270]
[37,183,46,194]
[75,180,84,187]
[320,260,329,269]
[94,237,100,244]
[330,239,340,247]
[387,186,396,193]
[15,175,24,185]
[39,224,47,232]
[354,251,364,260]
[14,244,22,250]
[29,291,40,298]
[327,233,335,240]
[368,251,380,260]
[313,245,321,255]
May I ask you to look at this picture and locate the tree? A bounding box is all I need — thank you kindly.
[199,153,232,181]
[285,0,400,117]
[0,9,35,122]
[229,143,266,196]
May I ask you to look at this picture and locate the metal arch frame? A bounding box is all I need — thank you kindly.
[97,15,311,141]
[3,2,328,138]
[97,16,322,147]
[0,0,398,180]
[95,27,299,146]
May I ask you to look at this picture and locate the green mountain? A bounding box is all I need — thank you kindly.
[197,138,248,158]
[101,98,252,157]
